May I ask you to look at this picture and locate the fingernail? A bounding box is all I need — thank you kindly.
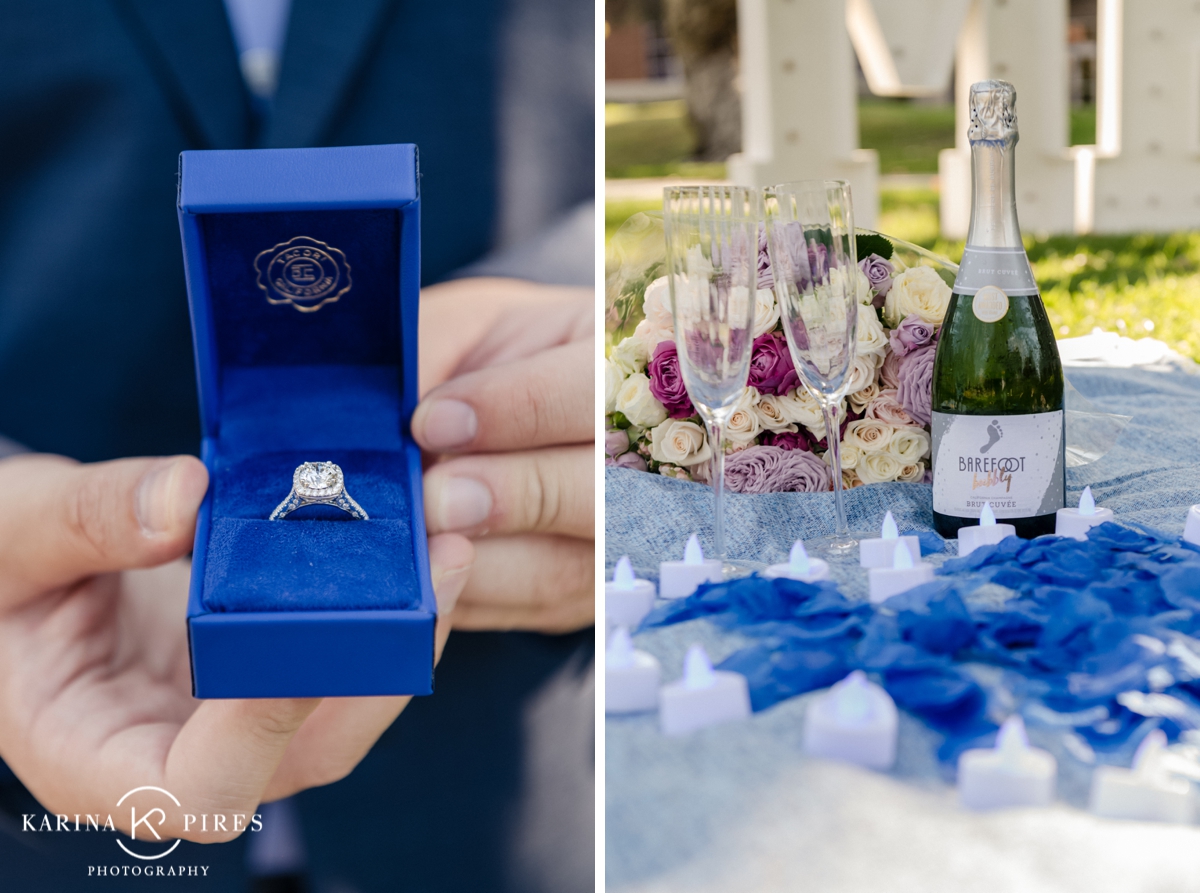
[437,477,493,530]
[435,566,470,615]
[136,459,178,536]
[419,399,478,451]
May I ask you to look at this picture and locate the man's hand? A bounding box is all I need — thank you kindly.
[0,454,473,842]
[416,278,594,633]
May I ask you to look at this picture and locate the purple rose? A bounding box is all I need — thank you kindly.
[889,314,937,357]
[605,429,630,459]
[859,254,894,306]
[647,341,695,418]
[808,241,828,281]
[756,225,774,290]
[723,445,832,494]
[896,344,936,426]
[747,332,798,396]
[761,428,816,452]
[606,451,648,472]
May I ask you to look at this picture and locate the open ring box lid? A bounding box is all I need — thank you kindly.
[178,144,435,698]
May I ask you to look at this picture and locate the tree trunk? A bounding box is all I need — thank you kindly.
[664,0,742,161]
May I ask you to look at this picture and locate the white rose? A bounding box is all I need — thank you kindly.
[856,306,888,358]
[847,381,880,415]
[724,386,763,448]
[857,451,904,484]
[604,359,624,412]
[823,442,862,470]
[899,462,925,482]
[641,276,675,341]
[615,373,668,428]
[888,427,932,463]
[883,265,952,326]
[844,418,894,453]
[842,353,881,396]
[775,388,846,441]
[830,265,873,305]
[753,288,781,337]
[610,333,650,375]
[649,419,712,467]
[754,394,798,432]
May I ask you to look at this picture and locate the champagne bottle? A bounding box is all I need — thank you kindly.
[931,80,1064,538]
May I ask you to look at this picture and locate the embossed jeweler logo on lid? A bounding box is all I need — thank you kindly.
[254,236,351,313]
[972,285,1009,323]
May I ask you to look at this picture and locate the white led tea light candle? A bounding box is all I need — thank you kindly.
[1055,486,1114,541]
[606,556,657,630]
[1090,729,1195,823]
[763,540,830,583]
[605,627,661,715]
[802,670,898,769]
[659,644,751,736]
[957,715,1056,810]
[659,534,723,600]
[958,502,1018,557]
[868,537,935,604]
[1184,506,1200,547]
[859,511,921,568]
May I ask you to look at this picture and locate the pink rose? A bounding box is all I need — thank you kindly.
[865,389,914,427]
[896,345,936,426]
[880,347,902,389]
[646,341,695,419]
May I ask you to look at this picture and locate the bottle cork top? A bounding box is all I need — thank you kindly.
[968,80,1018,143]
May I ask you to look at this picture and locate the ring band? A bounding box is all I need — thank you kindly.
[270,461,368,520]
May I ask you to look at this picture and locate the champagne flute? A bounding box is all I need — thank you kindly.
[764,180,861,553]
[663,185,762,574]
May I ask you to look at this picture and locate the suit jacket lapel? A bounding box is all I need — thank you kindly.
[109,0,252,150]
[263,0,397,148]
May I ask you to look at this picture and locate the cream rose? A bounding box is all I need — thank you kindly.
[752,288,781,337]
[822,442,862,470]
[604,359,624,412]
[724,386,763,448]
[754,394,798,432]
[856,306,888,357]
[888,427,932,464]
[847,381,880,415]
[857,451,904,484]
[610,332,650,375]
[866,389,914,427]
[843,467,864,489]
[615,372,668,427]
[843,353,881,396]
[883,265,952,326]
[775,388,848,441]
[898,462,925,483]
[649,419,712,467]
[844,418,894,453]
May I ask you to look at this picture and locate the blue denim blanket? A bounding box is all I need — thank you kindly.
[606,358,1200,892]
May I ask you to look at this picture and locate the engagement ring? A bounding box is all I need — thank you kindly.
[270,461,368,520]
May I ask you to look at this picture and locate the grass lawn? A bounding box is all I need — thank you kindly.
[606,100,1099,178]
[606,188,1200,360]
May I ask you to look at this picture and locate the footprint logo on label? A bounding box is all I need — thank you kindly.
[980,420,1003,454]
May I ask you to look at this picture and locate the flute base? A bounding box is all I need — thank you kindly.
[804,534,860,556]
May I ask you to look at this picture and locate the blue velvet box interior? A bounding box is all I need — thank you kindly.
[178,145,434,698]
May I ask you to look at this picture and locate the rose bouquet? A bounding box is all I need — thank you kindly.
[604,218,960,494]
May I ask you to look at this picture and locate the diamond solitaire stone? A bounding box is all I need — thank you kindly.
[294,461,343,498]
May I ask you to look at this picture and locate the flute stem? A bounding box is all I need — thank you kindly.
[708,417,727,561]
[822,400,850,538]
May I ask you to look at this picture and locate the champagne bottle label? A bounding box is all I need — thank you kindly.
[931,410,1064,519]
[953,246,1038,296]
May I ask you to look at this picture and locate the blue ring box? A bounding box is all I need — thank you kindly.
[177,144,435,698]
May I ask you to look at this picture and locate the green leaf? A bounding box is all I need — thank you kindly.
[610,411,632,430]
[857,232,894,261]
